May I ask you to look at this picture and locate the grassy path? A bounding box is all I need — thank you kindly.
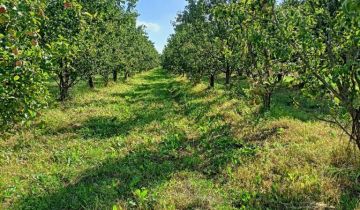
[0,69,359,209]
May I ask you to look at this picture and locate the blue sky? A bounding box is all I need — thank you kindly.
[136,0,187,53]
[136,0,282,53]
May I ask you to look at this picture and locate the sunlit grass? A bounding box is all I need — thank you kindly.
[0,68,359,209]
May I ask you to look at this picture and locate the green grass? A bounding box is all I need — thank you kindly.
[1,68,359,209]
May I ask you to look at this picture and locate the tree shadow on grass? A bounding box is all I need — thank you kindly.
[45,95,169,140]
[11,69,358,209]
[14,124,253,209]
[268,88,321,122]
[68,98,120,109]
[111,82,176,104]
[60,69,229,142]
[226,77,330,122]
[76,78,226,141]
[46,70,182,139]
[76,113,167,140]
[18,69,257,208]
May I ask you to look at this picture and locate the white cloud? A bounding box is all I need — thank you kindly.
[136,20,161,33]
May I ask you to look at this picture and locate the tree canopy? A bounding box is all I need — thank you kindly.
[0,0,159,131]
[162,0,360,149]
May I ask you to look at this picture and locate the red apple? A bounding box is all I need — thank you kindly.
[26,31,36,37]
[0,5,6,14]
[64,2,72,9]
[15,60,23,67]
[31,39,38,46]
[12,48,19,55]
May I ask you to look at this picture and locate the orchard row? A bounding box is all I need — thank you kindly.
[162,0,360,149]
[0,0,160,131]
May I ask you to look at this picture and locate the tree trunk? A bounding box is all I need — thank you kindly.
[113,69,118,82]
[124,71,129,80]
[262,91,272,111]
[59,85,68,101]
[237,68,243,77]
[103,74,109,87]
[351,109,360,150]
[59,71,70,101]
[225,66,231,85]
[88,76,94,89]
[210,74,215,88]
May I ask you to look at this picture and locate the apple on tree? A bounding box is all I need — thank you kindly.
[0,5,6,14]
[64,2,72,9]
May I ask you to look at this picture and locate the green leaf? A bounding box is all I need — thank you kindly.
[13,75,20,81]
